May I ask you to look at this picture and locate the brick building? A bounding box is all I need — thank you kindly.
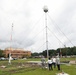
[4,48,31,58]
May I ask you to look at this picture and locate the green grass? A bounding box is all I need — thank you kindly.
[60,57,76,61]
[0,58,76,75]
[0,64,76,75]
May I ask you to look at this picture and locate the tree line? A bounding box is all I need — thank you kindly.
[32,46,76,57]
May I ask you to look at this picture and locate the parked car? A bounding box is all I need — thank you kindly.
[0,57,5,60]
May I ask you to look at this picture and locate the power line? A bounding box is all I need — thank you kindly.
[47,13,74,46]
[35,42,46,52]
[24,14,44,37]
[47,27,64,46]
[19,14,44,44]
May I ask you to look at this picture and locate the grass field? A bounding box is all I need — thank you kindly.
[0,57,76,75]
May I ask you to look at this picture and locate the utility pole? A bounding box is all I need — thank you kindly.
[43,6,49,58]
[8,23,13,64]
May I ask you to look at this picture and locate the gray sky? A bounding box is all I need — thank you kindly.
[0,0,76,52]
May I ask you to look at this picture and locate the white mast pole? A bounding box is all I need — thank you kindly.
[43,6,49,58]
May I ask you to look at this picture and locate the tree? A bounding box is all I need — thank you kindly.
[0,50,4,57]
[42,50,47,57]
[31,52,39,57]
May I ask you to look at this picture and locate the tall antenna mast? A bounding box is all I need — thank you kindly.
[8,23,13,64]
[43,6,49,58]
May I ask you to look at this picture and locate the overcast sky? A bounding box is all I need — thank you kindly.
[0,0,76,53]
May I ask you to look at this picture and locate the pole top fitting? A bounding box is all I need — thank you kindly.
[43,5,48,13]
